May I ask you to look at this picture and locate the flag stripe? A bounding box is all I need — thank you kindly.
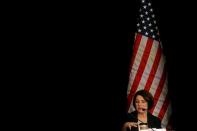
[127,0,172,127]
[166,110,173,129]
[127,35,154,110]
[158,94,170,120]
[127,34,148,108]
[150,65,167,113]
[129,33,143,73]
[152,77,168,117]
[148,53,166,96]
[127,34,143,98]
[137,39,159,90]
[144,41,161,91]
[160,102,171,127]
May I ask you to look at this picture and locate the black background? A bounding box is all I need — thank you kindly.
[8,0,197,130]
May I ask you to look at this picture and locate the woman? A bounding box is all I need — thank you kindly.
[121,90,161,131]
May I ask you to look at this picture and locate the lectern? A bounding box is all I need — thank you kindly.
[139,128,166,131]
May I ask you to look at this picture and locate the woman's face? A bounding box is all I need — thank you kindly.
[135,95,148,113]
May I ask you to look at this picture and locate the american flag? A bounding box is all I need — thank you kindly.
[127,0,172,128]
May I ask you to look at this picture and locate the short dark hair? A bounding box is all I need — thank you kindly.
[133,89,154,110]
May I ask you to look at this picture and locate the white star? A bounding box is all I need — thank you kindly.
[142,0,145,3]
[150,29,153,32]
[150,8,153,12]
[152,14,155,18]
[138,29,142,32]
[143,5,147,9]
[152,35,155,38]
[148,23,152,26]
[143,26,147,29]
[140,14,144,18]
[145,11,148,15]
[137,23,140,26]
[147,17,150,21]
[148,3,151,6]
[145,32,148,35]
[142,20,145,23]
[154,20,156,24]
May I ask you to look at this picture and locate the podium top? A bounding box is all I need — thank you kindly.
[140,128,166,131]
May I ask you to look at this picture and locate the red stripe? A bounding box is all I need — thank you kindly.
[158,94,170,120]
[150,65,167,113]
[128,33,142,74]
[127,37,154,109]
[144,42,162,91]
[127,34,142,110]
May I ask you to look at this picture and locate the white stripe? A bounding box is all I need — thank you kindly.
[128,37,160,113]
[138,39,159,89]
[161,103,172,128]
[127,37,171,126]
[149,53,165,96]
[128,35,149,112]
[134,33,137,39]
[127,35,148,95]
[152,78,168,116]
[128,98,135,113]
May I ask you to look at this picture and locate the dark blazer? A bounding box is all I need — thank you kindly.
[126,111,161,131]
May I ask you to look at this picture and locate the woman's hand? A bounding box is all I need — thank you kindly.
[123,122,138,130]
